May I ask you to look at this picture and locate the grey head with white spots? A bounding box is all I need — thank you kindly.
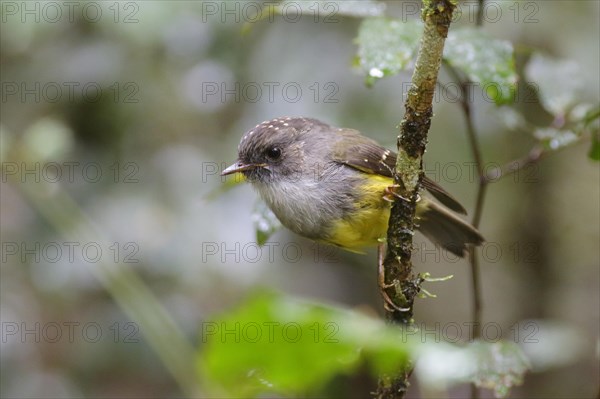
[236,116,331,183]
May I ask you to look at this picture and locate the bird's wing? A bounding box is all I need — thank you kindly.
[332,133,467,215]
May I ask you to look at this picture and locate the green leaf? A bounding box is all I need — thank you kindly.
[582,106,600,127]
[525,54,583,116]
[197,292,412,397]
[355,21,516,98]
[355,18,422,85]
[252,200,282,246]
[571,105,599,160]
[197,293,533,398]
[277,0,386,19]
[589,134,600,161]
[421,272,454,282]
[444,28,517,104]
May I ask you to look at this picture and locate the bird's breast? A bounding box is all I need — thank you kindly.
[253,176,348,240]
[252,169,396,251]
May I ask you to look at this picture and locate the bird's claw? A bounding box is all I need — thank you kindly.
[383,184,411,203]
[378,243,410,312]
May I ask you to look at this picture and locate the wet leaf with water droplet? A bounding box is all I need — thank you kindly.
[444,28,517,105]
[415,340,530,399]
[356,18,422,84]
[534,127,578,151]
[526,54,583,116]
[469,340,531,398]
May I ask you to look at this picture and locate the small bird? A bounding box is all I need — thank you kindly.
[222,117,483,257]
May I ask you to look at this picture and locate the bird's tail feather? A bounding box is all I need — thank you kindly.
[417,200,484,257]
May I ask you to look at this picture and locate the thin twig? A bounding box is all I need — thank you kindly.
[485,137,591,182]
[477,0,485,26]
[443,62,486,342]
[443,5,594,399]
[444,40,589,399]
[483,145,544,182]
[444,55,486,399]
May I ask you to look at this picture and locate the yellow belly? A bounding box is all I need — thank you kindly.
[326,175,393,252]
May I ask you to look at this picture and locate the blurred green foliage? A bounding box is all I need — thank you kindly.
[197,291,529,398]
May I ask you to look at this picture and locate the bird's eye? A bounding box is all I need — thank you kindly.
[266,146,282,160]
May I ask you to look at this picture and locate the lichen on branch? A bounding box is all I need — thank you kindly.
[377,2,457,398]
[383,0,458,326]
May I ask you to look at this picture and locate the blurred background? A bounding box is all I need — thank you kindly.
[1,1,598,398]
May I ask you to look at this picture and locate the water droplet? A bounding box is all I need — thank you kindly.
[369,67,384,78]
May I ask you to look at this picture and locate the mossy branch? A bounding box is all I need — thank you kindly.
[377,1,457,397]
[383,0,457,324]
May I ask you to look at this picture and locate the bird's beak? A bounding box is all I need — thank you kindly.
[221,161,267,176]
